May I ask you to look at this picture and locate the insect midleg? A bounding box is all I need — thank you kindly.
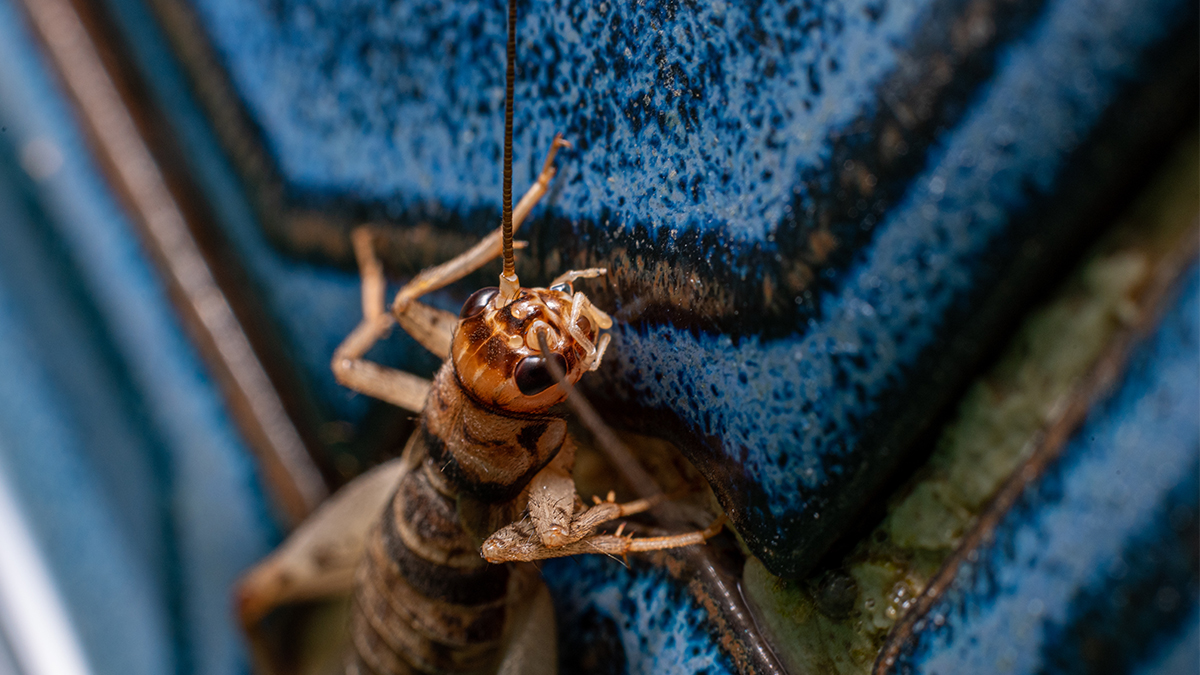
[331,230,433,413]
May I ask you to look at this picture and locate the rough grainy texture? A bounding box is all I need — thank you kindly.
[2,0,1196,669]
[545,553,740,675]
[159,0,1198,576]
[887,264,1199,675]
[739,137,1199,675]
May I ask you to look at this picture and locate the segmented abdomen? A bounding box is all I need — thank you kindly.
[347,453,510,675]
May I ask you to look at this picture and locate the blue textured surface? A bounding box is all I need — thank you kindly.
[890,267,1200,674]
[1134,609,1200,675]
[191,0,927,242]
[543,554,737,675]
[0,2,276,673]
[169,0,1197,574]
[97,0,444,426]
[3,0,1196,669]
[603,0,1191,570]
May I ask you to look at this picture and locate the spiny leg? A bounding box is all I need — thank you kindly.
[525,444,667,550]
[481,515,726,563]
[608,516,727,554]
[525,439,584,548]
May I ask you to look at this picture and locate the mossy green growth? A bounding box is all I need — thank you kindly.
[742,130,1199,674]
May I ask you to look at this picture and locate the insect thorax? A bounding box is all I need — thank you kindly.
[421,361,568,505]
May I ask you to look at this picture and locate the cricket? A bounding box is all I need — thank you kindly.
[236,0,723,672]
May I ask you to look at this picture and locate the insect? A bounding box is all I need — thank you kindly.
[236,1,722,672]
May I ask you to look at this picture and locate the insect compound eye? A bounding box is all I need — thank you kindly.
[460,287,499,319]
[514,353,567,396]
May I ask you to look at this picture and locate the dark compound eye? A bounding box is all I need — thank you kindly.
[514,353,567,396]
[460,287,499,319]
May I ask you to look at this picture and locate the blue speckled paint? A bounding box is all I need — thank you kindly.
[189,0,928,242]
[602,0,1190,572]
[888,267,1200,674]
[0,2,276,673]
[163,0,1196,574]
[544,554,737,675]
[7,0,1196,667]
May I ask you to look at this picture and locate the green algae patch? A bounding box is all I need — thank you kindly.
[743,131,1199,674]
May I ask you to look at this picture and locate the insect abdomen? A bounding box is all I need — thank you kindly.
[348,455,509,675]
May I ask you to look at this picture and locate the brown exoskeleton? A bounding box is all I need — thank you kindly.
[235,1,722,672]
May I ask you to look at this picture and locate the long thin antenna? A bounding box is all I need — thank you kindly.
[499,0,519,301]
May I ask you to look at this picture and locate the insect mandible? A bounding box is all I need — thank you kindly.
[236,1,724,673]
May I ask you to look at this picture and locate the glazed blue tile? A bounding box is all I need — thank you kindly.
[600,0,1194,575]
[91,0,445,425]
[543,554,738,675]
[155,0,1195,574]
[32,0,1194,666]
[186,0,931,234]
[0,2,277,673]
[888,266,1200,675]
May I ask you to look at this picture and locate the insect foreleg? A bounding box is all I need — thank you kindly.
[480,515,726,563]
[487,480,670,562]
[524,437,667,550]
[525,439,585,548]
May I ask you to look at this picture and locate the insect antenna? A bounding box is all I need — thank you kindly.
[499,0,520,302]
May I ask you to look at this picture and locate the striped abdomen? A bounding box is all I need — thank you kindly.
[347,362,567,674]
[348,453,509,675]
